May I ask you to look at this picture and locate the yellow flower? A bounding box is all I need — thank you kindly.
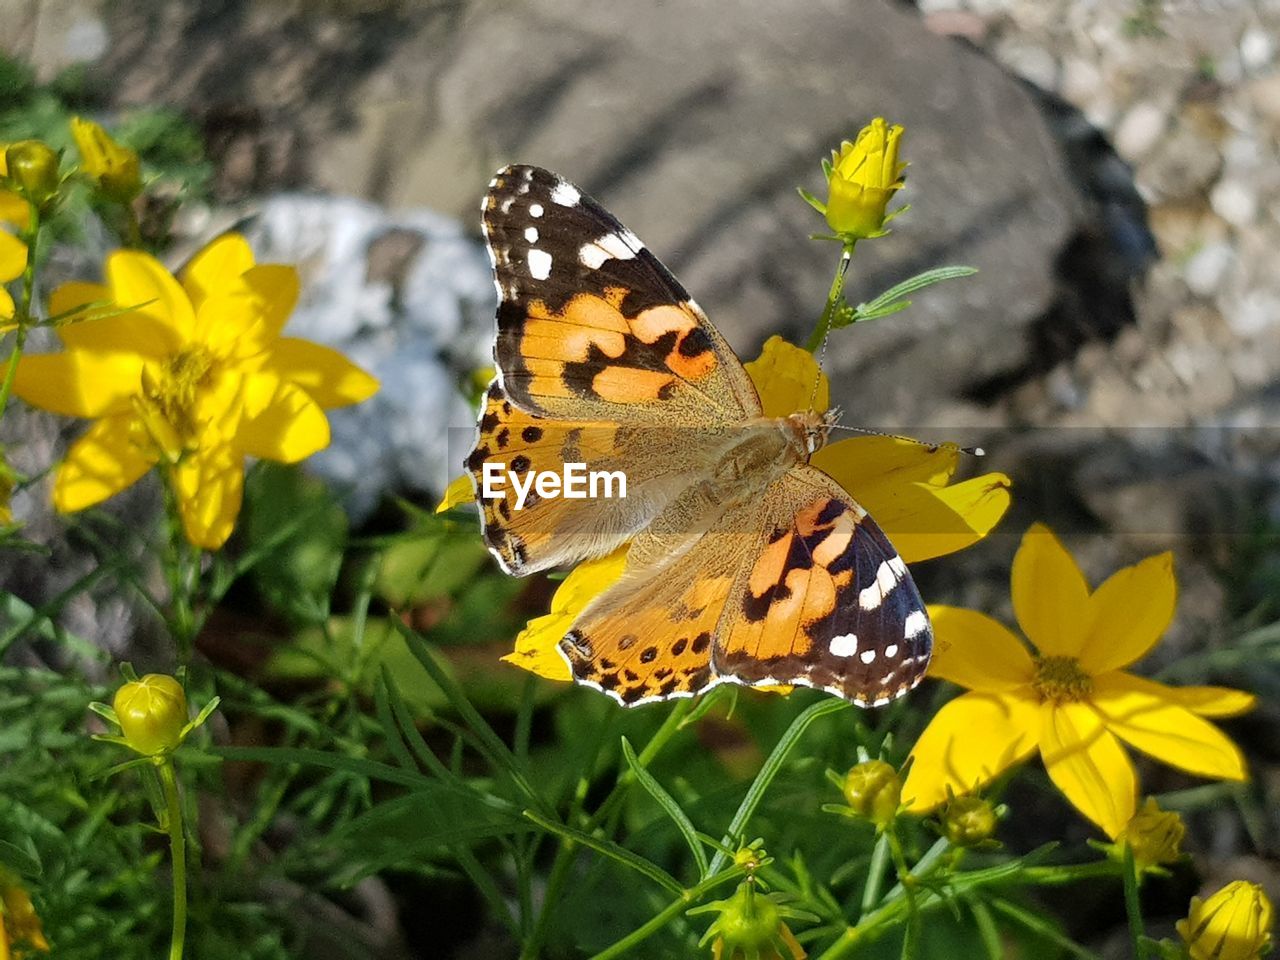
[902,524,1254,838]
[0,873,50,957]
[495,336,1011,682]
[1115,796,1184,870]
[113,673,188,756]
[11,233,379,548]
[70,117,141,202]
[0,146,31,229]
[817,118,906,240]
[1177,881,1273,960]
[0,229,25,332]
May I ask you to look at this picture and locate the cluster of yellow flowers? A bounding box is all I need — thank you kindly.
[0,119,377,547]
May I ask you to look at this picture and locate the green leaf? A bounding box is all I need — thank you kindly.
[621,736,709,880]
[708,697,849,874]
[522,808,683,895]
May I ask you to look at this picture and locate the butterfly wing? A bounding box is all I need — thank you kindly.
[715,465,933,706]
[468,380,738,575]
[481,164,761,424]
[560,466,931,707]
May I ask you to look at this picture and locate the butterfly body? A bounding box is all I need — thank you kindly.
[469,164,932,707]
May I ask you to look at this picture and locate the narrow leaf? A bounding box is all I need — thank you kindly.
[622,736,708,879]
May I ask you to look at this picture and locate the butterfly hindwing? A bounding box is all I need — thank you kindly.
[482,165,760,425]
[716,466,933,706]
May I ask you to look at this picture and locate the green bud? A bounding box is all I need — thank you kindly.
[113,673,187,755]
[940,794,998,847]
[5,140,60,210]
[842,760,901,828]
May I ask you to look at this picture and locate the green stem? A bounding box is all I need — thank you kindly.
[1122,845,1147,960]
[161,475,198,662]
[588,867,744,960]
[0,203,40,420]
[805,245,853,352]
[158,759,188,960]
[886,828,919,960]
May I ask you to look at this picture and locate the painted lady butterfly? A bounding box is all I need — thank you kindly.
[466,165,932,707]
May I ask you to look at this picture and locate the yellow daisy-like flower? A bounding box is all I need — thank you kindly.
[0,872,50,957]
[11,234,379,548]
[1177,880,1273,960]
[497,336,1012,682]
[902,523,1254,838]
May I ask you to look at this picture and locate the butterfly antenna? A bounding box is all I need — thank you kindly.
[827,422,985,456]
[808,322,832,412]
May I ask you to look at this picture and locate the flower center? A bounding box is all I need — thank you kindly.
[1032,655,1093,704]
[138,346,216,455]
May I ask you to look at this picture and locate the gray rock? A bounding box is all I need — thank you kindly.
[51,0,1087,426]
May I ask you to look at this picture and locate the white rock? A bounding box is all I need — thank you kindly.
[1114,102,1168,161]
[1209,178,1259,227]
[1228,289,1280,337]
[1241,26,1275,72]
[1184,242,1235,297]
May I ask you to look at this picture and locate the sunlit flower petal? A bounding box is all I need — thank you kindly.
[0,190,28,228]
[1091,673,1248,781]
[1011,522,1090,657]
[927,605,1035,691]
[241,264,300,339]
[107,249,195,340]
[1108,672,1257,718]
[1078,551,1177,674]
[501,547,628,682]
[1039,700,1136,838]
[742,334,826,416]
[53,415,156,512]
[54,280,179,355]
[180,233,255,309]
[437,473,475,513]
[1178,881,1274,960]
[237,372,330,462]
[813,435,957,491]
[174,442,244,550]
[0,287,13,324]
[854,471,1013,564]
[0,229,25,282]
[12,350,143,417]
[263,337,380,408]
[901,689,1041,812]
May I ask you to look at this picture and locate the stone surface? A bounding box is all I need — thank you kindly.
[4,0,1087,427]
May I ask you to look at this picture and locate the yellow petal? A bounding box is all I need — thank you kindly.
[12,350,143,417]
[0,287,13,321]
[1092,673,1248,781]
[241,264,300,339]
[0,229,25,282]
[436,473,475,513]
[0,189,29,228]
[53,280,181,356]
[53,415,156,511]
[1040,700,1136,838]
[501,547,629,681]
[901,689,1041,812]
[173,444,244,549]
[237,372,330,462]
[927,604,1035,691]
[1078,552,1177,674]
[107,249,195,341]
[843,471,1012,565]
[1011,523,1091,657]
[181,233,255,309]
[262,338,379,408]
[742,335,826,416]
[1110,673,1256,718]
[812,435,958,497]
[194,292,271,360]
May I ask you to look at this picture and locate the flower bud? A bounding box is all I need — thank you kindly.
[697,881,806,960]
[821,118,905,240]
[113,674,187,755]
[70,117,141,203]
[841,760,901,828]
[939,794,998,847]
[0,873,50,955]
[1177,881,1273,960]
[1116,797,1184,871]
[4,141,60,211]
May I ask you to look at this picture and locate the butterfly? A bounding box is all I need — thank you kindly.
[465,164,932,707]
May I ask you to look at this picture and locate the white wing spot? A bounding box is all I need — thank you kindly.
[888,555,908,578]
[828,633,859,657]
[527,249,552,280]
[859,649,877,664]
[579,233,638,269]
[884,644,899,659]
[858,559,902,611]
[529,203,543,218]
[524,226,539,243]
[904,610,929,639]
[551,180,581,206]
[499,196,515,214]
